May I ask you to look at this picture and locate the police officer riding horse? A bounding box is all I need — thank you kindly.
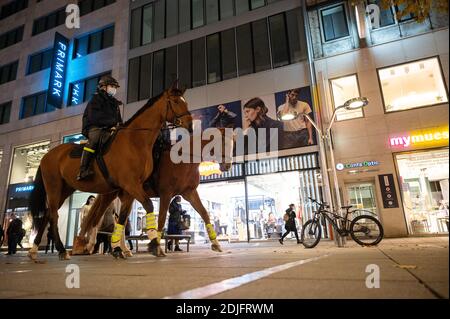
[78,75,123,181]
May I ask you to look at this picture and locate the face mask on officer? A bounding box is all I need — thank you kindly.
[106,86,117,97]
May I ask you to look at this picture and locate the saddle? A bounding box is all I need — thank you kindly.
[69,128,119,188]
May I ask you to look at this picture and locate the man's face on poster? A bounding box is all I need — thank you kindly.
[218,105,225,112]
[288,91,299,106]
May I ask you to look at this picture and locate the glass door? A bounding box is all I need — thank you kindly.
[346,182,378,216]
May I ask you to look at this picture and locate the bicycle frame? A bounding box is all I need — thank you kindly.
[311,208,352,237]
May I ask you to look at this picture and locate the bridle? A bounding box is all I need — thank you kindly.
[164,96,191,130]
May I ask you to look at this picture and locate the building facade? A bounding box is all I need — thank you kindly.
[0,0,448,247]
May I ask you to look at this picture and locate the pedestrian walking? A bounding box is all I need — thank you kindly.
[167,196,186,252]
[279,204,302,245]
[125,217,133,251]
[45,225,55,254]
[5,213,23,255]
[93,203,116,254]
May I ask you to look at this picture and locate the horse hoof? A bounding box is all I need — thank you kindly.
[156,246,166,257]
[59,252,71,260]
[124,250,133,258]
[211,243,223,252]
[28,251,37,261]
[147,239,160,257]
[112,247,125,259]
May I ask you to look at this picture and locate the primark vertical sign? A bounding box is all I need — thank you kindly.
[47,32,69,109]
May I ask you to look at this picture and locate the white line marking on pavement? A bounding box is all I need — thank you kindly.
[163,253,330,299]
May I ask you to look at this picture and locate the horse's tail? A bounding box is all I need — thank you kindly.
[29,166,47,229]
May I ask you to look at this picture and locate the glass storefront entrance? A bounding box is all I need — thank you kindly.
[3,141,50,248]
[346,182,378,215]
[396,148,449,234]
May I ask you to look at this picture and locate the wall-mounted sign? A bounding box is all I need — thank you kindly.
[378,174,399,209]
[47,32,69,109]
[389,127,449,149]
[336,160,379,171]
[199,162,222,177]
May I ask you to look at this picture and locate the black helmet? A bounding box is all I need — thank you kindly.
[98,75,120,88]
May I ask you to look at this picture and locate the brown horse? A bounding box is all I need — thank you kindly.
[28,85,193,260]
[74,128,234,257]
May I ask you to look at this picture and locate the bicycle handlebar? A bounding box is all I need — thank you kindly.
[308,197,330,209]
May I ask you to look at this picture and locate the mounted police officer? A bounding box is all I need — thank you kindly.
[77,75,123,181]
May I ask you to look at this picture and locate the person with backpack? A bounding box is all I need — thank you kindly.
[279,204,302,245]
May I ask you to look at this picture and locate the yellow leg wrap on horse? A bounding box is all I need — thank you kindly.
[157,231,162,244]
[206,223,217,240]
[146,213,157,241]
[111,224,124,244]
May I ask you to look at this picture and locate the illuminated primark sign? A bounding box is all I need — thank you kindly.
[389,127,449,148]
[47,32,69,109]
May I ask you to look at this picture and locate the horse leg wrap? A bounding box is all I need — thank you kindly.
[111,223,124,248]
[206,223,217,241]
[157,231,162,244]
[146,213,157,241]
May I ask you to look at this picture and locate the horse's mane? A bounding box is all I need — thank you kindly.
[123,93,163,126]
[123,88,185,127]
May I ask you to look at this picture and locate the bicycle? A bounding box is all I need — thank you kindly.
[301,197,384,248]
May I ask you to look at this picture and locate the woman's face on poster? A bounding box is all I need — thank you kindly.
[244,106,261,122]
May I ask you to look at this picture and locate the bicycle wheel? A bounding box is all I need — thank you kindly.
[301,219,322,249]
[350,215,383,246]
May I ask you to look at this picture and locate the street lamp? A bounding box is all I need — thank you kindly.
[278,96,369,247]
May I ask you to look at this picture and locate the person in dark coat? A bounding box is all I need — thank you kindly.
[77,75,123,180]
[167,196,186,252]
[279,204,302,245]
[5,213,23,255]
[45,225,55,254]
[243,97,284,153]
[209,104,237,128]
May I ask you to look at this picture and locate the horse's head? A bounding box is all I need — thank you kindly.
[164,80,193,132]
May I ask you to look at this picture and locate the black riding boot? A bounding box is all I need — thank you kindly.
[77,150,95,180]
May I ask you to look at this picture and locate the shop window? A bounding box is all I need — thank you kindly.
[152,50,165,96]
[142,4,154,45]
[221,29,237,81]
[0,25,24,50]
[236,23,253,76]
[32,7,66,36]
[367,0,395,29]
[220,0,234,20]
[207,33,221,84]
[178,41,192,89]
[1,0,28,20]
[74,25,115,58]
[235,0,249,15]
[206,0,219,25]
[0,60,18,84]
[192,0,205,28]
[330,74,363,121]
[10,141,50,184]
[252,19,271,72]
[20,91,50,119]
[130,7,142,49]
[166,0,178,37]
[27,48,53,75]
[154,0,165,41]
[269,13,289,68]
[320,4,350,42]
[179,0,191,32]
[68,71,111,106]
[192,38,206,88]
[378,57,448,112]
[396,149,449,234]
[165,46,177,88]
[0,101,12,124]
